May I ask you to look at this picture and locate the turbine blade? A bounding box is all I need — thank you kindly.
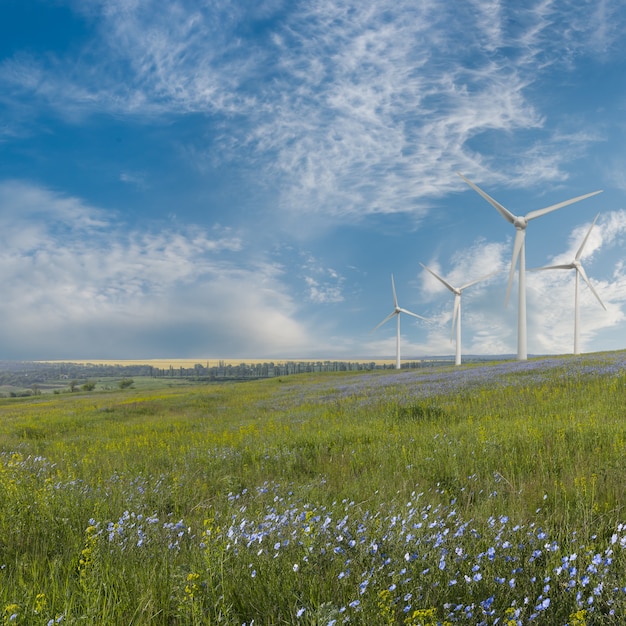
[526,190,603,221]
[398,308,427,321]
[505,229,525,306]
[578,265,606,311]
[372,311,397,332]
[391,274,398,309]
[530,263,574,271]
[457,173,516,224]
[420,262,456,293]
[575,213,600,261]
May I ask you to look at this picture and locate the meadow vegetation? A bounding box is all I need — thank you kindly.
[1,351,626,624]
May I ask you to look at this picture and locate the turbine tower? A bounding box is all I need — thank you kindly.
[373,274,426,370]
[420,263,496,366]
[457,173,602,361]
[533,213,606,355]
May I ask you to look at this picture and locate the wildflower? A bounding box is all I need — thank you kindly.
[503,606,520,625]
[296,608,305,618]
[2,604,20,626]
[184,572,200,601]
[568,609,587,626]
[34,593,47,615]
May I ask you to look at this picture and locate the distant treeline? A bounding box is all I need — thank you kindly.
[150,360,445,379]
[0,359,451,386]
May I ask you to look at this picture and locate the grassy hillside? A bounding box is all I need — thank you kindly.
[1,352,625,624]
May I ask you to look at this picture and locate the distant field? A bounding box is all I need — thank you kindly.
[2,350,626,624]
[37,357,400,367]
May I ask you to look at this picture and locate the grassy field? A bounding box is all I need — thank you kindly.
[1,351,626,624]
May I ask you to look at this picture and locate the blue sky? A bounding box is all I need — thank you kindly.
[1,0,626,360]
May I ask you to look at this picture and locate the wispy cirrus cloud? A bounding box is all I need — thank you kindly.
[2,1,622,224]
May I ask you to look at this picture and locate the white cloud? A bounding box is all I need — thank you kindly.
[119,171,147,188]
[416,239,509,355]
[515,211,626,354]
[304,276,344,304]
[420,240,507,299]
[0,181,312,358]
[300,254,345,303]
[414,216,626,357]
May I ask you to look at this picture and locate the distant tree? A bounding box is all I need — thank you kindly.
[82,381,96,391]
[119,378,134,389]
[69,380,78,392]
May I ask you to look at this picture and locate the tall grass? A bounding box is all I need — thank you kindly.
[1,352,626,624]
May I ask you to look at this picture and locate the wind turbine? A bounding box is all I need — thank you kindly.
[420,263,497,366]
[457,173,602,361]
[373,274,426,370]
[532,213,606,355]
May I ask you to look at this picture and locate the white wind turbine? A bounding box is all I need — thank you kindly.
[420,263,497,366]
[533,213,606,355]
[457,173,602,361]
[373,274,426,370]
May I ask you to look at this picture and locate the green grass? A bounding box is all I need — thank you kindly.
[1,352,626,624]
